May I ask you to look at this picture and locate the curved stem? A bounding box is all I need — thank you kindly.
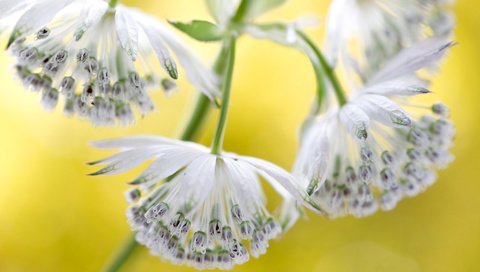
[211,37,237,155]
[310,59,328,115]
[103,234,138,272]
[297,31,348,107]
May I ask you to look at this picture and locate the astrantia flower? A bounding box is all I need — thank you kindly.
[325,0,455,80]
[293,38,455,218]
[2,0,219,126]
[90,136,318,269]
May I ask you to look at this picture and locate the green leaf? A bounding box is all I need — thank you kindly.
[169,20,224,42]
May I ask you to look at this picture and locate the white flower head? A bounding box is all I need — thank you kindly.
[325,0,455,81]
[2,0,219,126]
[294,38,455,218]
[90,136,318,269]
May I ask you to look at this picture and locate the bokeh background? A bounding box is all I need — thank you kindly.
[1,0,479,271]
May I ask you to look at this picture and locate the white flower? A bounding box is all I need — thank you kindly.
[89,136,319,269]
[293,38,455,218]
[325,0,455,81]
[2,0,219,126]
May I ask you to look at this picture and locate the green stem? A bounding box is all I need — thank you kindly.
[178,93,211,141]
[231,0,252,23]
[109,0,119,8]
[310,58,328,115]
[297,31,348,107]
[103,234,138,272]
[211,37,237,155]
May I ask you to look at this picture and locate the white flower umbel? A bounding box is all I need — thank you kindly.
[90,136,317,270]
[3,0,219,126]
[294,38,455,218]
[325,0,455,81]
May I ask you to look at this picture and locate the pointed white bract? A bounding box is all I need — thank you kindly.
[325,0,455,81]
[3,0,219,126]
[293,40,455,218]
[90,136,317,270]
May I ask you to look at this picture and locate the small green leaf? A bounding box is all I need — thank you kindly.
[169,20,224,42]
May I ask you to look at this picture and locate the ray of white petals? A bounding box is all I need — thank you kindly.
[133,146,206,187]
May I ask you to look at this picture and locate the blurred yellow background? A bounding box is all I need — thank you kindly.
[1,0,479,271]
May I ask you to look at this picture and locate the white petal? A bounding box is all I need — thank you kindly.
[240,155,325,214]
[369,38,455,83]
[222,157,266,212]
[0,0,29,18]
[293,118,332,193]
[91,136,208,152]
[132,10,220,100]
[74,0,108,41]
[241,0,287,21]
[148,20,220,100]
[88,147,162,176]
[279,198,302,232]
[169,155,217,210]
[134,146,205,187]
[138,19,178,80]
[339,103,370,140]
[364,76,431,97]
[205,0,239,27]
[324,0,348,66]
[355,94,412,128]
[115,6,139,61]
[8,0,74,45]
[366,84,430,97]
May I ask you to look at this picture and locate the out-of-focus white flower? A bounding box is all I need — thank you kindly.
[90,136,318,270]
[205,0,287,29]
[2,0,219,126]
[325,0,455,81]
[293,38,455,218]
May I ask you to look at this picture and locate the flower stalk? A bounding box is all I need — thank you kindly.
[103,234,138,272]
[211,36,237,155]
[297,31,348,107]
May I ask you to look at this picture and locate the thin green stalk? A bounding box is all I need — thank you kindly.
[231,0,252,23]
[211,37,237,155]
[310,59,328,115]
[103,234,138,272]
[109,0,119,8]
[179,93,212,141]
[297,31,348,107]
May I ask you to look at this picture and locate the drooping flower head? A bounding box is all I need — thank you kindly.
[293,39,455,218]
[2,0,219,126]
[90,136,318,269]
[326,0,455,81]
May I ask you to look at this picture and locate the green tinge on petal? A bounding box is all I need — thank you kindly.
[88,165,117,176]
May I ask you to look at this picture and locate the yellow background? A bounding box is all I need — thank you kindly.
[0,0,479,271]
